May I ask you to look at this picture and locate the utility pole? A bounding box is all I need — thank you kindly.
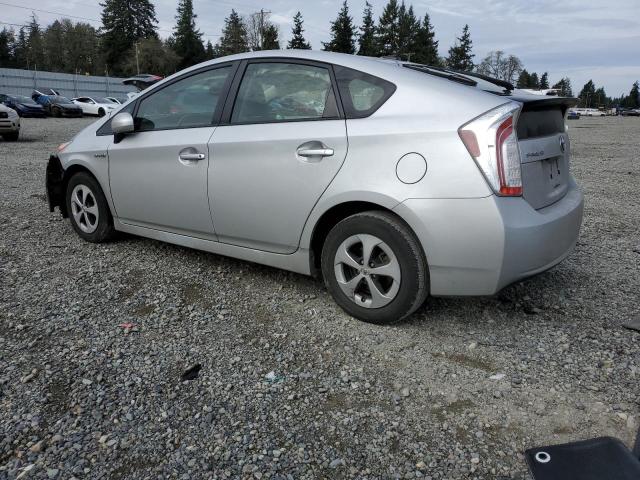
[254,9,271,49]
[135,42,140,75]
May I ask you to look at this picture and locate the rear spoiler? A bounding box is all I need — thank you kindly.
[511,95,579,113]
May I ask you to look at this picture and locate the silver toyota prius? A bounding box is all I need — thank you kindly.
[46,50,583,324]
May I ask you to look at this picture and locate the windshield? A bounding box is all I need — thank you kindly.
[50,96,72,104]
[93,97,110,104]
[16,95,38,104]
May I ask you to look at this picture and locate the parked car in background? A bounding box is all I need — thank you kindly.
[0,103,20,141]
[567,110,580,120]
[122,74,163,92]
[0,94,46,117]
[574,107,606,117]
[72,97,118,117]
[105,97,128,105]
[32,92,83,117]
[45,50,584,324]
[620,108,640,116]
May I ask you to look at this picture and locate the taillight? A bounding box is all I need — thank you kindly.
[458,102,523,196]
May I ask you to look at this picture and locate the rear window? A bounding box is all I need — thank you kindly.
[333,66,395,119]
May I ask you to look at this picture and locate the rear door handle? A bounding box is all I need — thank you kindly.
[179,152,205,161]
[296,141,334,159]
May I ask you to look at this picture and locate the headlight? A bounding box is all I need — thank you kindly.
[57,141,72,153]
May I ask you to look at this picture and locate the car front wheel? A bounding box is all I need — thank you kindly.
[66,172,115,243]
[321,211,429,324]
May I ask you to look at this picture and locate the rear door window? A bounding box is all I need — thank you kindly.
[231,62,339,124]
[333,65,396,118]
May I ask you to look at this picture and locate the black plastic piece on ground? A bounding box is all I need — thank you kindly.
[525,436,640,480]
[181,364,202,382]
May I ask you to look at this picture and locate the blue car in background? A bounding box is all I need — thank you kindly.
[0,94,46,118]
[32,89,83,117]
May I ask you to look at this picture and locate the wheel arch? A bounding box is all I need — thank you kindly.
[307,198,428,277]
[47,157,113,218]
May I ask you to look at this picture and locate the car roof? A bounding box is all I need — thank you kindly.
[179,50,404,80]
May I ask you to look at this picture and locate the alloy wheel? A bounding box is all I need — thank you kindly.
[333,234,401,308]
[70,184,99,234]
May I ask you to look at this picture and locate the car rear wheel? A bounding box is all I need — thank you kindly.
[98,108,105,117]
[66,172,115,243]
[2,132,19,141]
[321,211,429,324]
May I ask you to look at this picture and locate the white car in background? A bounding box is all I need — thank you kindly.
[72,97,118,117]
[105,97,125,105]
[0,103,20,141]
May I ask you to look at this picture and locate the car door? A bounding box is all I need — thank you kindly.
[108,63,236,239]
[208,59,348,254]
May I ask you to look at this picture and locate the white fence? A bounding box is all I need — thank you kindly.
[0,68,135,99]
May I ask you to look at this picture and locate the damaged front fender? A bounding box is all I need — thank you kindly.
[46,155,68,217]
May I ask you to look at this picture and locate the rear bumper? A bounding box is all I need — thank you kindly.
[394,178,584,296]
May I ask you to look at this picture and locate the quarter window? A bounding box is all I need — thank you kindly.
[333,65,396,118]
[135,66,231,131]
[232,62,338,124]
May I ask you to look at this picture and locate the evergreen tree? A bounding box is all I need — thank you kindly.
[287,12,311,49]
[376,0,400,57]
[261,24,280,50]
[529,72,540,89]
[26,14,45,70]
[412,13,439,65]
[0,28,15,67]
[215,10,249,56]
[593,87,607,107]
[13,28,28,68]
[205,40,215,59]
[578,79,596,107]
[173,0,206,69]
[100,0,158,74]
[516,69,530,88]
[446,24,474,71]
[357,2,377,56]
[540,72,549,89]
[627,81,640,108]
[43,21,65,71]
[323,1,356,54]
[397,3,419,60]
[552,77,573,97]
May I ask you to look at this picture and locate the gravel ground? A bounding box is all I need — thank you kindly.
[1,116,639,480]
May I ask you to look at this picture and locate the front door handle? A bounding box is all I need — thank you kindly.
[179,152,205,161]
[296,141,334,159]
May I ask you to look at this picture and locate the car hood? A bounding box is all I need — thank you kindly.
[0,104,15,114]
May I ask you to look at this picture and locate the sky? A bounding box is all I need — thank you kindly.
[2,0,639,96]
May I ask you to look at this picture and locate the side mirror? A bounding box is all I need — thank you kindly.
[112,112,134,144]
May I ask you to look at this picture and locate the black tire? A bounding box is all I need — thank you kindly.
[2,132,19,141]
[53,107,61,118]
[321,211,429,324]
[98,108,105,117]
[65,172,115,243]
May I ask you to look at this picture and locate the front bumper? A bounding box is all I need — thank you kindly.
[0,119,20,133]
[394,178,584,296]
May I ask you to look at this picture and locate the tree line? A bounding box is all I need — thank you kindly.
[0,0,638,108]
